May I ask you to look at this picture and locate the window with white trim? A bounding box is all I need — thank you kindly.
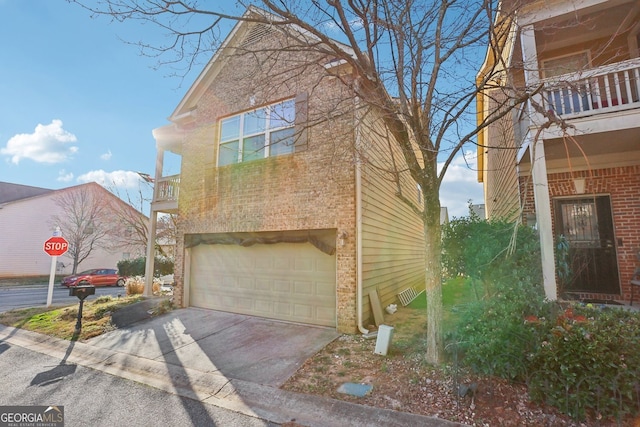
[218,99,296,166]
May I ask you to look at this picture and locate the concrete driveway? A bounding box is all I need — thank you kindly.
[86,307,339,387]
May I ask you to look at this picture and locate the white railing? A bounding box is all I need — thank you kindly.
[541,58,640,119]
[154,174,180,203]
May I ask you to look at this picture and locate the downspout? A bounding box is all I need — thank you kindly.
[354,95,369,335]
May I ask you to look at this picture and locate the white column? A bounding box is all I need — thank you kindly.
[521,22,557,300]
[520,23,546,128]
[529,136,557,300]
[143,211,157,297]
[520,23,539,85]
[143,148,165,297]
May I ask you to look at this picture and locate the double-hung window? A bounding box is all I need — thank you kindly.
[218,99,296,166]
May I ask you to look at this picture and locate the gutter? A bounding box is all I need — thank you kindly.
[354,95,369,336]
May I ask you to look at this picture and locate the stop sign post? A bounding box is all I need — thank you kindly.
[44,233,69,307]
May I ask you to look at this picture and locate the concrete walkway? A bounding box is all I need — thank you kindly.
[0,304,462,426]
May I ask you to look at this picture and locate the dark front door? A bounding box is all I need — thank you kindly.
[554,196,620,294]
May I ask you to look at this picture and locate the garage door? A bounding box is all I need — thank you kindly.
[189,242,336,327]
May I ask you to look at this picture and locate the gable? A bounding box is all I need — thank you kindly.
[169,7,355,124]
[0,181,53,204]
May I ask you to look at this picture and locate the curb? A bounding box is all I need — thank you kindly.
[0,325,462,426]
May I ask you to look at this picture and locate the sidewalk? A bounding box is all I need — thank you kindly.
[0,305,461,427]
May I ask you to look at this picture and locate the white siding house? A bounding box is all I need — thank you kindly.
[0,182,147,278]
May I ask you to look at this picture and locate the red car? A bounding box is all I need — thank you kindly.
[61,268,125,288]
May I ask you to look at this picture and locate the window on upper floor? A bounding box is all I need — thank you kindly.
[630,21,640,58]
[218,99,296,166]
[541,51,590,79]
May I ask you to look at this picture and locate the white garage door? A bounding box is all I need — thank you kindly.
[189,242,336,327]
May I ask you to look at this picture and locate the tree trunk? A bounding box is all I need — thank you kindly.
[423,189,443,365]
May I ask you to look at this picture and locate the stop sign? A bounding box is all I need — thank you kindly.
[44,236,69,257]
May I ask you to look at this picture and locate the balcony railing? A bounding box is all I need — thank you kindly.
[542,58,640,119]
[154,174,180,203]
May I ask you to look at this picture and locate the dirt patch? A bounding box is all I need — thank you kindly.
[282,305,614,426]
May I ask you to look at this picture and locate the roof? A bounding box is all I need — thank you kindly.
[169,6,356,123]
[0,181,148,220]
[0,181,53,204]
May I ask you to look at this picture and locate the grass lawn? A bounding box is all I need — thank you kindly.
[0,295,172,341]
[405,276,478,334]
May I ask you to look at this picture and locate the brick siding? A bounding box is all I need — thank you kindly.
[520,165,640,302]
[170,26,360,332]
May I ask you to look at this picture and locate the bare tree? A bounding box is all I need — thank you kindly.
[70,0,530,363]
[155,213,177,258]
[50,184,112,274]
[105,183,151,253]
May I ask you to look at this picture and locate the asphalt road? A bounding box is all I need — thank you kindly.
[0,342,276,427]
[0,285,127,313]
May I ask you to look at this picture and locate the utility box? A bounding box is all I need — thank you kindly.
[374,324,395,356]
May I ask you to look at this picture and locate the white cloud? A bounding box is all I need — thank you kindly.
[100,150,112,161]
[77,169,143,189]
[438,150,484,218]
[322,17,363,31]
[57,169,74,182]
[1,120,78,164]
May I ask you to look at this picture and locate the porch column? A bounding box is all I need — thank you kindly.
[520,23,546,127]
[143,147,165,297]
[529,136,557,300]
[143,211,157,297]
[520,22,557,299]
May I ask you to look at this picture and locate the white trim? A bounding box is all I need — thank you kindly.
[518,0,611,26]
[217,99,295,166]
[324,59,347,69]
[183,248,191,308]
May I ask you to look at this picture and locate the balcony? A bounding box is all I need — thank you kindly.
[152,174,180,212]
[541,58,640,120]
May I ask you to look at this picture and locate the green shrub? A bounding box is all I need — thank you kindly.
[443,215,640,421]
[452,277,551,379]
[117,257,146,276]
[443,217,547,379]
[528,305,640,421]
[117,256,174,277]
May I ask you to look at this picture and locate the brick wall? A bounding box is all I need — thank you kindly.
[170,25,360,332]
[520,165,640,301]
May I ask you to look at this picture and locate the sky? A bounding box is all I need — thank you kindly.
[0,1,483,219]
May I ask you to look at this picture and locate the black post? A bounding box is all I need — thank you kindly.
[75,298,85,334]
[69,285,95,335]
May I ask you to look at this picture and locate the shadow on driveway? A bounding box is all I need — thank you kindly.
[88,307,339,387]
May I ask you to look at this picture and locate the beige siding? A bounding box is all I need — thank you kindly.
[484,90,522,221]
[359,113,425,325]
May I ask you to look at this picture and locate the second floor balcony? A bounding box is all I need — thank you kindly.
[152,174,180,213]
[542,58,640,120]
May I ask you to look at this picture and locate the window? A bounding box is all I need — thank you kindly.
[218,99,296,166]
[541,51,590,79]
